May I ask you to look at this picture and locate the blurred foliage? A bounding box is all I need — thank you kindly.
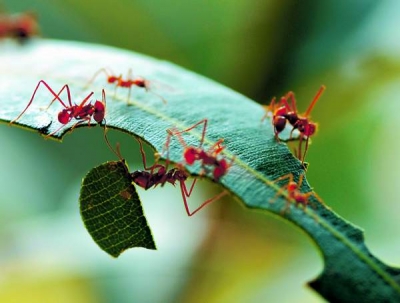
[1,0,400,302]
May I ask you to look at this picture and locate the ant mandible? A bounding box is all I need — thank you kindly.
[107,137,229,217]
[263,86,325,163]
[165,119,235,181]
[10,80,107,137]
[85,67,167,104]
[271,173,323,214]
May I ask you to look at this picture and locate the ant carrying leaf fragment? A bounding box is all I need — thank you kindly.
[104,119,234,216]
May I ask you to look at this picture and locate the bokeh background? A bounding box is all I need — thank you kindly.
[1,0,400,302]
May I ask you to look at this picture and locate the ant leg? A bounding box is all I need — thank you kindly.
[269,184,289,204]
[114,73,123,103]
[75,91,95,109]
[261,97,276,126]
[279,96,293,112]
[44,123,68,137]
[296,174,325,206]
[84,67,112,90]
[46,83,73,110]
[44,117,87,137]
[208,138,225,155]
[269,173,294,203]
[304,85,325,117]
[126,69,133,105]
[149,89,168,104]
[301,137,309,164]
[10,80,70,124]
[166,119,209,153]
[297,173,305,187]
[144,80,168,104]
[182,178,197,196]
[296,135,306,163]
[113,82,118,102]
[101,119,125,160]
[166,127,188,149]
[180,179,228,216]
[161,129,175,168]
[285,91,297,113]
[175,119,208,148]
[310,191,325,206]
[273,173,294,184]
[136,138,164,173]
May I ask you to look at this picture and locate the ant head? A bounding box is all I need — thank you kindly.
[304,122,317,137]
[294,118,309,133]
[184,147,198,164]
[108,76,119,83]
[93,101,105,123]
[58,109,72,124]
[12,12,39,42]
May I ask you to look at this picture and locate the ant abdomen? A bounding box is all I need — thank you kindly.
[273,116,287,133]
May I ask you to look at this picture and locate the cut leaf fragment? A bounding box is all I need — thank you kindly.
[80,160,156,257]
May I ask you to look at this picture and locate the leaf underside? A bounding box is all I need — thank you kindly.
[0,39,399,302]
[80,160,156,257]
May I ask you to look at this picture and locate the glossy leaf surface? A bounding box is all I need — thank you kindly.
[0,39,399,302]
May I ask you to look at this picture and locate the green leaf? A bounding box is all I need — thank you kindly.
[80,160,156,257]
[1,39,399,302]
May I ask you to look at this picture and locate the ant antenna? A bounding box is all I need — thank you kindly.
[304,85,325,117]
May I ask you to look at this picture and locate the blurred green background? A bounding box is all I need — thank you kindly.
[1,0,400,302]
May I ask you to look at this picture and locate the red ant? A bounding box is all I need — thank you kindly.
[263,86,325,163]
[10,80,107,137]
[271,173,323,214]
[107,137,229,217]
[85,67,167,104]
[165,119,234,181]
[0,11,39,42]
